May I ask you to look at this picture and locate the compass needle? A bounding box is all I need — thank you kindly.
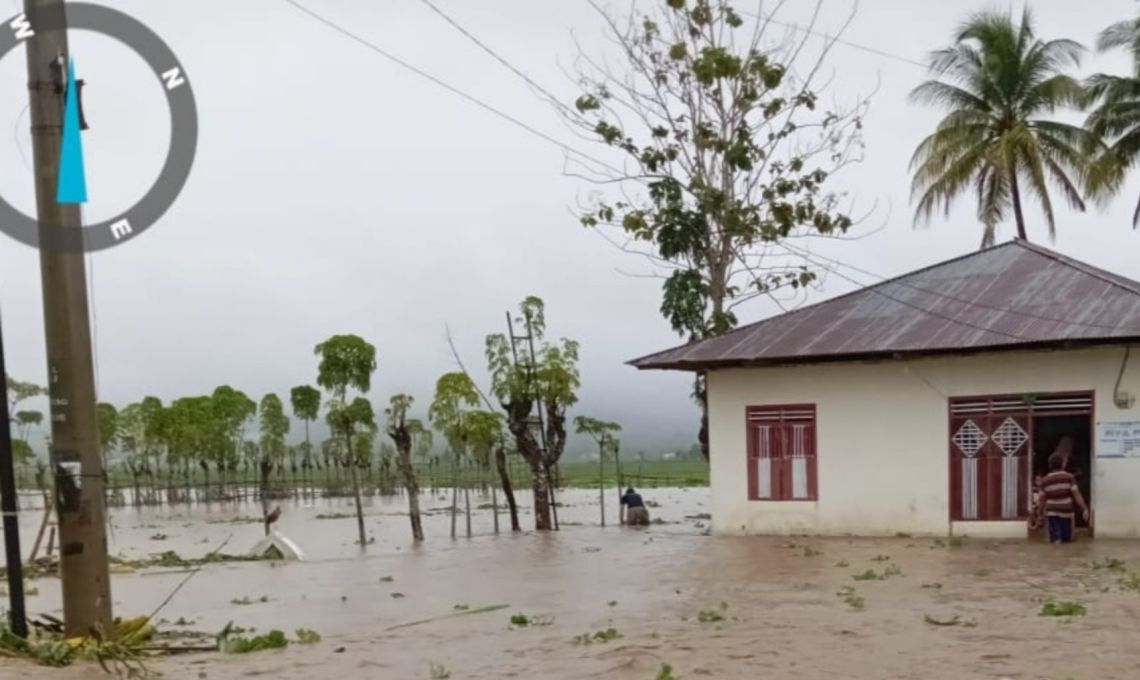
[0,3,197,252]
[56,57,87,205]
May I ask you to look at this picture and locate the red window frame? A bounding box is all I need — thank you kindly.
[746,404,818,501]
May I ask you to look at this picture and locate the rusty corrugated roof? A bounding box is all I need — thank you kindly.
[630,240,1140,371]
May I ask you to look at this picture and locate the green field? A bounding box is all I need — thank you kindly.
[554,459,708,489]
[89,458,708,492]
[14,458,708,506]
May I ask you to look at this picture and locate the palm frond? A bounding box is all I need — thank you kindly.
[1016,139,1058,240]
[1043,158,1087,213]
[911,141,993,225]
[980,221,999,248]
[1022,74,1088,113]
[1084,73,1140,104]
[909,80,990,111]
[1032,39,1086,71]
[976,163,1010,232]
[1096,17,1140,54]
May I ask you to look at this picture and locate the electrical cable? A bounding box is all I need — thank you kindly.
[415,0,573,115]
[283,0,623,175]
[738,8,929,70]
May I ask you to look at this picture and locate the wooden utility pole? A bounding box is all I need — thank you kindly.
[0,313,29,637]
[22,0,112,636]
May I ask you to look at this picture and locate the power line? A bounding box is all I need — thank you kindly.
[406,1,1022,338]
[379,2,1133,339]
[415,0,572,115]
[282,0,622,175]
[739,8,929,70]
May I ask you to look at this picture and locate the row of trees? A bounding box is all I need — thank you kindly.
[4,295,617,543]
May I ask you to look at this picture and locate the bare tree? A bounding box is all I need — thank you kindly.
[565,0,870,457]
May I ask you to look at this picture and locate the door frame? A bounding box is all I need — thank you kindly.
[947,390,1094,534]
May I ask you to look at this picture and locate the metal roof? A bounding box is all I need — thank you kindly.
[630,240,1140,371]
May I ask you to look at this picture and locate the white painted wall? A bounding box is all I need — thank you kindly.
[706,345,1140,538]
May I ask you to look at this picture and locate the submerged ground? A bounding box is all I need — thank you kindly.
[2,487,1140,679]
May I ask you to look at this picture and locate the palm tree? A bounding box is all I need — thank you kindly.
[1085,13,1140,225]
[910,8,1098,247]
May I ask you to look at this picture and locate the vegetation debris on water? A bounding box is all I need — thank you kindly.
[1040,601,1086,617]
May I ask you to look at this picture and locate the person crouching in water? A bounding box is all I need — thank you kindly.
[620,487,650,526]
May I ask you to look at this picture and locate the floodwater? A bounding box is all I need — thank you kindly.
[3,487,1140,679]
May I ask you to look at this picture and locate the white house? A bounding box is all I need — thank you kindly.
[631,241,1140,538]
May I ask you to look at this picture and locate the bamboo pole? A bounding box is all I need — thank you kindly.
[599,438,605,527]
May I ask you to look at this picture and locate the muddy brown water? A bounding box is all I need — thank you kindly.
[2,488,1140,679]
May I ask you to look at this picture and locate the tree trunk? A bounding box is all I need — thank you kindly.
[450,458,459,540]
[1009,166,1027,242]
[545,463,560,531]
[394,437,423,542]
[599,443,605,527]
[260,457,272,536]
[492,486,500,533]
[464,486,472,538]
[530,459,552,531]
[494,443,520,532]
[696,373,710,460]
[344,431,367,547]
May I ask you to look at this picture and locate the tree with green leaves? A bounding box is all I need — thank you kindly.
[116,402,143,496]
[1084,10,1140,224]
[11,439,34,468]
[290,385,321,477]
[429,372,481,539]
[95,402,119,467]
[5,375,43,416]
[386,394,430,541]
[7,377,44,481]
[574,416,622,526]
[568,0,866,460]
[137,396,166,500]
[487,297,580,531]
[164,396,212,501]
[352,425,376,472]
[911,8,1101,247]
[14,410,43,444]
[259,393,290,534]
[465,409,505,533]
[315,334,378,547]
[210,386,256,495]
[320,437,340,473]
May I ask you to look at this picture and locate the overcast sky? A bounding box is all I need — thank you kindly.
[1,0,1138,454]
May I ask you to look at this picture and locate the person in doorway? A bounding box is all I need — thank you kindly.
[1042,453,1090,544]
[1028,474,1046,532]
[620,487,650,526]
[1052,436,1082,479]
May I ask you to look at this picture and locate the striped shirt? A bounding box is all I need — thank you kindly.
[1042,470,1078,518]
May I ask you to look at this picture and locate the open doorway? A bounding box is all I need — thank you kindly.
[1031,414,1092,529]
